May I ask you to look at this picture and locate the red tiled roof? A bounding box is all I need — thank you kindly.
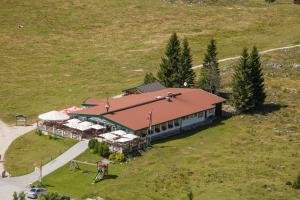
[72,88,225,130]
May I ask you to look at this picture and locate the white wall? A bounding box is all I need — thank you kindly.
[181,114,205,128]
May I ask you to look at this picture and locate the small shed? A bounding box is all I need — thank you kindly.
[122,82,166,95]
[16,115,27,126]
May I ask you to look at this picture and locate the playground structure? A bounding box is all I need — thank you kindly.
[70,159,109,184]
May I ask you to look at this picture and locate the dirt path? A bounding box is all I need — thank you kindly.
[0,141,88,200]
[192,44,300,69]
[0,120,36,175]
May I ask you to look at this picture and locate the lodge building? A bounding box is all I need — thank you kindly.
[70,88,225,141]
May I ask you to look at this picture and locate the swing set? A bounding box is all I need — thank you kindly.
[70,159,109,184]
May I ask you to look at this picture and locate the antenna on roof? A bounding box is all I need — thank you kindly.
[105,97,110,113]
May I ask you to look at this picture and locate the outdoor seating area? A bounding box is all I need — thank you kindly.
[37,111,106,140]
[97,130,145,154]
[36,110,146,154]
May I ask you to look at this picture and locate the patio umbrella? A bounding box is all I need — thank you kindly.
[38,111,70,121]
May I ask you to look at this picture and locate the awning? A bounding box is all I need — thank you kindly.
[61,106,84,114]
[38,111,70,121]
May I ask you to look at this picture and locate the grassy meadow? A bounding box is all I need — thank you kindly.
[4,131,77,176]
[0,0,300,123]
[40,48,300,199]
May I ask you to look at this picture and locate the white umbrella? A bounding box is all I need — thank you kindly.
[91,124,105,130]
[123,133,139,139]
[67,118,81,124]
[38,111,70,121]
[112,130,127,136]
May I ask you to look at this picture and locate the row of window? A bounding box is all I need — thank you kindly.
[136,109,215,135]
[153,119,180,133]
[182,111,205,120]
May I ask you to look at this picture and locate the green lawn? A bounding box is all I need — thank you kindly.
[4,131,77,176]
[0,0,300,123]
[41,49,300,199]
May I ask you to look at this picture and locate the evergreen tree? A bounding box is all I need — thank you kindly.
[249,46,266,108]
[157,33,181,87]
[197,39,220,94]
[232,48,254,112]
[143,72,157,84]
[178,38,195,87]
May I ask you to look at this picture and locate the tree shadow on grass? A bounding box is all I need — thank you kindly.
[250,103,288,115]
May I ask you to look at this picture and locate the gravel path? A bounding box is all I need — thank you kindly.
[0,120,36,174]
[0,140,88,200]
[192,44,300,69]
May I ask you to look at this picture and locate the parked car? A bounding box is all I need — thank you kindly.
[26,187,48,199]
[60,196,71,200]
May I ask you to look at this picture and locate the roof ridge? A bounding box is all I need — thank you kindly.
[102,92,181,115]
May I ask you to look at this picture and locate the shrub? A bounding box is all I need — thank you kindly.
[98,142,110,158]
[115,153,126,162]
[88,139,98,149]
[35,129,42,136]
[93,142,99,154]
[48,135,53,140]
[292,174,300,189]
[109,153,116,161]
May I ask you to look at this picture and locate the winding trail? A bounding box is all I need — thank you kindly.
[0,121,36,174]
[192,44,300,69]
[0,140,88,200]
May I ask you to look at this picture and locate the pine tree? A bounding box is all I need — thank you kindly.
[232,48,254,112]
[157,33,181,87]
[249,46,266,108]
[197,39,220,94]
[143,72,157,84]
[178,38,195,87]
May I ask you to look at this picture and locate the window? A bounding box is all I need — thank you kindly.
[174,119,179,126]
[161,123,167,131]
[155,125,160,133]
[198,112,204,118]
[168,121,173,129]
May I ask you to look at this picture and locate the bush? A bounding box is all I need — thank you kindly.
[88,139,98,149]
[109,153,126,162]
[115,153,126,162]
[35,129,42,136]
[93,142,99,154]
[292,174,300,189]
[97,142,110,158]
[109,153,116,161]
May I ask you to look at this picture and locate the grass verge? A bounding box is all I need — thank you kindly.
[4,131,77,176]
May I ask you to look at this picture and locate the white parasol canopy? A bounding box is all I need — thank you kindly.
[91,124,105,130]
[115,137,133,143]
[123,133,139,139]
[111,130,127,136]
[38,111,70,121]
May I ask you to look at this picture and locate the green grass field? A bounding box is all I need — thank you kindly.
[0,0,300,123]
[40,48,300,199]
[4,131,77,176]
